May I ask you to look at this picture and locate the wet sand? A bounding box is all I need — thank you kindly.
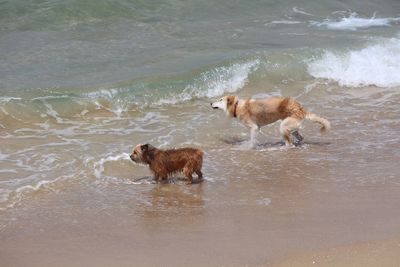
[2,149,400,266]
[2,172,400,267]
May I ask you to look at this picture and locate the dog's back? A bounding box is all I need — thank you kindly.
[149,147,203,182]
[131,144,204,183]
[159,148,203,173]
[248,97,306,119]
[240,97,289,126]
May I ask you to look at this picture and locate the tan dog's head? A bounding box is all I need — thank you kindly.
[210,95,238,116]
[130,144,155,164]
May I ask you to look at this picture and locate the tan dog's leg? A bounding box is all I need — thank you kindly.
[249,124,259,148]
[280,117,302,146]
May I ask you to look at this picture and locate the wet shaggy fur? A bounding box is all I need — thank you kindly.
[211,95,331,147]
[130,144,204,184]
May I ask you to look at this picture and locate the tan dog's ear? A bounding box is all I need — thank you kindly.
[226,95,233,106]
[226,95,238,117]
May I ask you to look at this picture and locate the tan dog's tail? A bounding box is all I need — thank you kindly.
[306,113,331,133]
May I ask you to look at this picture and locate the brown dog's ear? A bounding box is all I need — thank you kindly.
[141,144,149,151]
[141,144,155,161]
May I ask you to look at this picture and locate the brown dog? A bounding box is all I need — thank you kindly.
[211,95,331,147]
[130,144,204,184]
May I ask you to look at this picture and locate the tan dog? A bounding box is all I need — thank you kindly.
[130,144,204,184]
[211,95,330,147]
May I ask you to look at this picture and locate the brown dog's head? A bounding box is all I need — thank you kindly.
[130,143,155,164]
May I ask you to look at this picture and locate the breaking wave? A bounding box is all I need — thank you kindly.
[0,59,260,120]
[156,59,260,105]
[307,37,400,88]
[81,59,260,107]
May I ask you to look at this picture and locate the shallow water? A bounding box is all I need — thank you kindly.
[1,0,400,266]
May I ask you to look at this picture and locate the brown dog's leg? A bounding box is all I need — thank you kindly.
[186,173,193,184]
[196,170,203,180]
[183,166,193,184]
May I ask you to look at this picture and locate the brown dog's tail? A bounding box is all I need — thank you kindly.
[306,112,331,133]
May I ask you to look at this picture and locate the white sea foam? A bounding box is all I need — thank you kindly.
[0,169,17,174]
[292,7,314,17]
[311,13,400,31]
[265,20,301,26]
[43,102,64,123]
[256,198,272,206]
[0,97,22,103]
[92,153,153,185]
[86,88,120,100]
[93,153,132,179]
[31,95,70,101]
[84,89,131,116]
[36,121,51,130]
[110,100,128,117]
[0,151,9,160]
[307,37,400,88]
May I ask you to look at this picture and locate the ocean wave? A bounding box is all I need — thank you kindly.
[80,59,260,107]
[0,58,277,121]
[156,59,260,105]
[192,59,260,98]
[311,12,400,31]
[307,37,400,88]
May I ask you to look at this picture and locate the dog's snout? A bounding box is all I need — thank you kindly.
[130,154,134,161]
[210,102,218,109]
